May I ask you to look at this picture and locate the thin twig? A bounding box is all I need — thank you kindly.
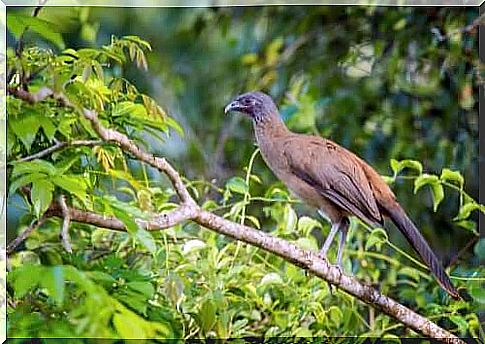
[7,217,46,254]
[58,195,72,253]
[16,140,103,163]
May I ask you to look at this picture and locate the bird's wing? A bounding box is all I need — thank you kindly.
[282,136,384,226]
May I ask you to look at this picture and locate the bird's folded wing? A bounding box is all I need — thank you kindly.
[283,137,383,226]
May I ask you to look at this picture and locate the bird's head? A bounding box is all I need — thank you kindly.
[224,91,278,123]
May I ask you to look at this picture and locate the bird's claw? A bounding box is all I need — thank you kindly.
[317,250,328,261]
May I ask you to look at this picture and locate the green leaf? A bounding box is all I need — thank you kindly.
[430,182,444,212]
[469,283,485,304]
[112,101,147,118]
[37,116,57,142]
[413,174,439,194]
[454,202,485,221]
[297,216,322,237]
[454,220,477,235]
[9,112,42,150]
[7,13,65,49]
[41,266,65,306]
[245,215,261,229]
[12,265,45,298]
[440,168,464,187]
[84,271,116,288]
[449,315,468,333]
[134,228,157,255]
[199,299,216,334]
[393,18,407,31]
[283,205,297,233]
[111,204,156,254]
[327,306,343,327]
[225,177,248,195]
[165,117,184,137]
[51,175,87,203]
[259,272,284,286]
[365,227,388,251]
[390,159,423,177]
[31,179,54,217]
[123,35,152,51]
[9,172,47,195]
[12,159,58,178]
[126,281,155,299]
[112,312,146,338]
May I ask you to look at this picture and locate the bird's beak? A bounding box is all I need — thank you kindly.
[224,100,240,115]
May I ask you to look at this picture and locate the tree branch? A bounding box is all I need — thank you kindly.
[44,202,197,233]
[7,217,46,255]
[8,87,466,343]
[81,109,196,206]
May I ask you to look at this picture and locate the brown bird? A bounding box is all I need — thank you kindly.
[225,91,460,299]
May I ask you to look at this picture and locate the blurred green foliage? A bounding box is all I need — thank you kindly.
[5,5,484,340]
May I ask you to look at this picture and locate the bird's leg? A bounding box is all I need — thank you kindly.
[336,218,350,268]
[319,222,339,259]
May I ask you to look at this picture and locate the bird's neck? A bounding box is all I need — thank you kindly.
[253,112,290,147]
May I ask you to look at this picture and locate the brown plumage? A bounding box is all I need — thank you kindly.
[225,91,460,299]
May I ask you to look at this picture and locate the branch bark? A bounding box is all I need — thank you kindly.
[7,87,465,343]
[58,195,73,253]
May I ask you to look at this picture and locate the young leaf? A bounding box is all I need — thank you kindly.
[225,177,248,195]
[440,168,464,187]
[454,202,485,221]
[430,183,444,212]
[297,216,322,237]
[390,159,423,177]
[413,174,439,194]
[365,227,388,251]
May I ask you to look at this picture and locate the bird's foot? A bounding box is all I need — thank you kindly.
[326,263,344,296]
[317,250,328,261]
[327,281,335,296]
[334,263,343,275]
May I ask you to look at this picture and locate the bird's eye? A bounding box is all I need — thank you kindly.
[242,98,251,105]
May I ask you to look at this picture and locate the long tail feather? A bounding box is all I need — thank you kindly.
[384,203,460,299]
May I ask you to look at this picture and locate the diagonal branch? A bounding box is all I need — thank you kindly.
[81,109,195,206]
[8,87,465,343]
